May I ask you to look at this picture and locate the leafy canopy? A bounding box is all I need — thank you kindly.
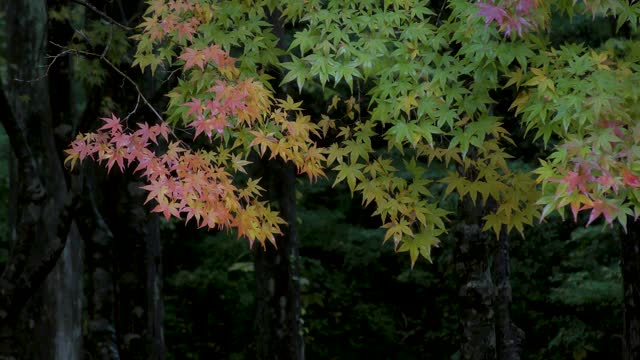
[65,0,640,265]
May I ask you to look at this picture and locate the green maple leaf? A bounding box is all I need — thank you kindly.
[398,229,441,267]
[333,162,365,193]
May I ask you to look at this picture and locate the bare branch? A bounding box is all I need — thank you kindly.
[50,42,164,122]
[12,49,73,83]
[71,0,134,32]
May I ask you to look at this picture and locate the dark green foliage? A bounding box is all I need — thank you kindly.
[160,154,623,360]
[511,219,621,360]
[163,228,256,359]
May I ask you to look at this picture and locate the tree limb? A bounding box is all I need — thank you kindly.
[71,0,134,32]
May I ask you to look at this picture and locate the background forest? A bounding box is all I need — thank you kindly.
[0,1,638,360]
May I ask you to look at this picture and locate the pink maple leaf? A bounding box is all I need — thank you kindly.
[153,122,172,142]
[189,115,229,140]
[515,0,537,15]
[184,98,204,117]
[623,169,640,188]
[477,2,508,26]
[585,199,618,225]
[205,99,222,116]
[502,15,533,37]
[152,199,182,221]
[99,114,123,134]
[208,80,228,94]
[560,169,590,195]
[178,47,206,70]
[596,174,619,193]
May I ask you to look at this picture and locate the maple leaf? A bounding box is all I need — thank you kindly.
[501,14,533,37]
[560,169,591,195]
[476,2,508,26]
[584,199,619,225]
[208,80,227,94]
[175,18,199,42]
[623,168,640,188]
[152,198,182,221]
[141,178,169,204]
[184,98,204,116]
[398,229,442,267]
[99,114,123,134]
[134,122,155,144]
[154,122,172,142]
[189,115,229,140]
[596,174,619,193]
[178,47,206,70]
[202,45,230,67]
[515,0,537,15]
[105,147,127,173]
[64,148,80,170]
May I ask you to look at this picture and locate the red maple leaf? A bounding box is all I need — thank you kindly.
[178,47,206,70]
[623,168,640,188]
[175,18,199,42]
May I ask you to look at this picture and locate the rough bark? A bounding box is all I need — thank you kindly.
[455,195,496,360]
[254,160,304,360]
[0,0,82,358]
[493,226,524,360]
[622,219,640,360]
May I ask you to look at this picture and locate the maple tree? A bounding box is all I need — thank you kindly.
[49,0,640,358]
[65,0,326,248]
[277,0,640,264]
[64,0,640,268]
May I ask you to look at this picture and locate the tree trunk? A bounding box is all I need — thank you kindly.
[493,226,524,360]
[455,195,496,360]
[105,177,165,360]
[0,0,81,358]
[254,160,304,360]
[622,219,640,360]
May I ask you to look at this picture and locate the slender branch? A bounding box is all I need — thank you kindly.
[50,42,164,122]
[12,49,73,83]
[71,0,134,32]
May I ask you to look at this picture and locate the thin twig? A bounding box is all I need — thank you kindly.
[13,49,73,83]
[71,0,134,32]
[50,42,164,122]
[123,93,141,122]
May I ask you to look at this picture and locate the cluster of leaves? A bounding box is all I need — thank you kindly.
[66,0,640,263]
[276,0,549,264]
[66,0,328,247]
[66,115,288,245]
[506,41,640,227]
[476,0,546,37]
